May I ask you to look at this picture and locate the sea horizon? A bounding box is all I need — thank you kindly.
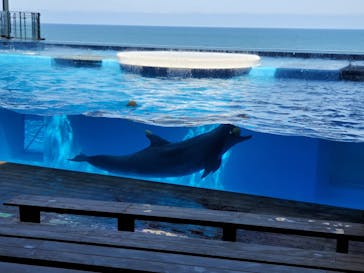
[42,22,364,31]
[40,24,364,53]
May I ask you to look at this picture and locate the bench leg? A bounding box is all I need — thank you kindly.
[118,215,135,232]
[222,224,237,241]
[336,237,349,253]
[19,206,40,223]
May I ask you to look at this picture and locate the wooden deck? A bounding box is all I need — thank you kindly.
[5,194,364,253]
[0,162,363,272]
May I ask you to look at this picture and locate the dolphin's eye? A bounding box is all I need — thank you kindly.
[230,127,241,136]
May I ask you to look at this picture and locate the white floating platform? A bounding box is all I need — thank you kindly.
[117,51,260,78]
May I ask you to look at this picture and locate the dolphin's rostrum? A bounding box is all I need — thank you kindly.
[70,124,251,178]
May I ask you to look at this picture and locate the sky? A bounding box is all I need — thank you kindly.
[4,0,364,29]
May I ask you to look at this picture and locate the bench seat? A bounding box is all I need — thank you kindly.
[0,224,356,273]
[4,194,364,253]
[0,222,362,272]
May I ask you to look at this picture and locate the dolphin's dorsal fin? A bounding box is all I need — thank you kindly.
[145,130,170,146]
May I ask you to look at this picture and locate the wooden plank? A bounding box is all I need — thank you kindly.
[0,261,93,273]
[0,235,336,273]
[5,195,131,217]
[5,195,364,242]
[3,195,361,257]
[0,223,362,273]
[125,203,364,240]
[0,162,363,226]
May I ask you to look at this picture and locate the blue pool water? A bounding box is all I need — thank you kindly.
[0,48,363,210]
[0,52,363,142]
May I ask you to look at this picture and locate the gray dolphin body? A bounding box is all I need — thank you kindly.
[70,124,251,178]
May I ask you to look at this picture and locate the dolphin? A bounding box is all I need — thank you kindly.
[70,124,251,178]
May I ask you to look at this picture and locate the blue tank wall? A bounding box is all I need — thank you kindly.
[0,108,24,160]
[0,108,363,209]
[222,132,319,202]
[315,141,364,209]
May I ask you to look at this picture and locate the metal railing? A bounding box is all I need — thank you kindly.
[0,11,42,40]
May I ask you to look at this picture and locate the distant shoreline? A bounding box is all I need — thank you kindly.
[41,23,364,31]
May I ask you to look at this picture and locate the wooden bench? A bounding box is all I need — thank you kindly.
[0,222,363,273]
[1,230,345,273]
[4,194,364,254]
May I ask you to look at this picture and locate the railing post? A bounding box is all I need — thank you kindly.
[31,13,34,39]
[36,13,41,40]
[2,0,9,11]
[0,12,3,37]
[11,11,15,37]
[18,11,22,39]
[0,11,11,38]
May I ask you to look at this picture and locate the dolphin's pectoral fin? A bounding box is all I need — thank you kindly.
[69,153,88,162]
[145,130,171,147]
[201,169,211,179]
[201,157,222,179]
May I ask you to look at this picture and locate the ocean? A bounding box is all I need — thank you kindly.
[41,24,364,53]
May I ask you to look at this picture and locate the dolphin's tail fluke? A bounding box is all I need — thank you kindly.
[69,153,88,162]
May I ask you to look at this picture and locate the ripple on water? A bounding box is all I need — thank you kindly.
[0,54,363,142]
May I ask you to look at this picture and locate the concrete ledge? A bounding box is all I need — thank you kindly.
[52,55,103,68]
[2,40,364,60]
[117,51,260,78]
[275,68,341,81]
[341,64,364,81]
[121,64,251,78]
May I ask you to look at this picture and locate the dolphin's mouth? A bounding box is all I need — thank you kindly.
[230,126,252,142]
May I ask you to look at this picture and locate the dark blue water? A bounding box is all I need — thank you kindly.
[1,108,363,210]
[42,24,364,53]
